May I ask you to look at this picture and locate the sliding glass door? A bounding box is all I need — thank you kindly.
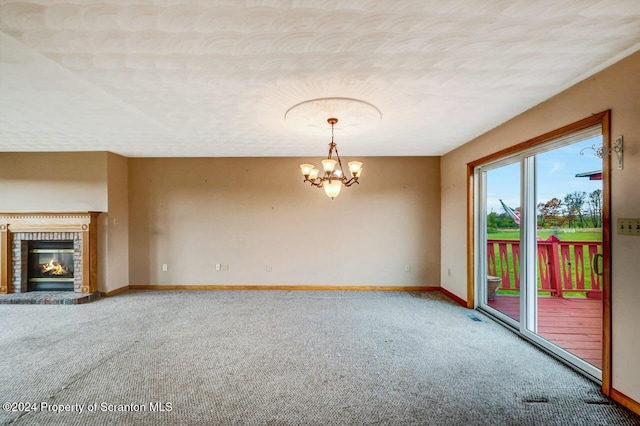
[528,140,603,375]
[476,126,604,381]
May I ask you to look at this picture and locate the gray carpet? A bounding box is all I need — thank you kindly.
[0,290,638,425]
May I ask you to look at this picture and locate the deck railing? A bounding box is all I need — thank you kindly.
[487,239,603,298]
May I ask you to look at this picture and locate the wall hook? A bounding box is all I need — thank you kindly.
[580,135,623,170]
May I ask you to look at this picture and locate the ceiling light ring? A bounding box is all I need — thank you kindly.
[284,99,382,123]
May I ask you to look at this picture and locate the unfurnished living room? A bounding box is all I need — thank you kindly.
[1,1,639,425]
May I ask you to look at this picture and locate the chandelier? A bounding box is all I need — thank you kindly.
[299,118,363,199]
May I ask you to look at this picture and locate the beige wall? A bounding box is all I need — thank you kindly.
[129,156,441,287]
[104,153,129,293]
[440,52,640,400]
[0,152,108,212]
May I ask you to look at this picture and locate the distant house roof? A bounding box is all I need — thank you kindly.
[575,170,602,180]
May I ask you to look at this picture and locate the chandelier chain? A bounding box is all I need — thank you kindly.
[329,119,345,176]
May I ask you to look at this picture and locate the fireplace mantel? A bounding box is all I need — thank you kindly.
[0,212,100,294]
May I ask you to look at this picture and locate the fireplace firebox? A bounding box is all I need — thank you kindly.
[27,241,74,291]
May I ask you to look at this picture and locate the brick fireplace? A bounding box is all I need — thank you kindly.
[0,213,100,294]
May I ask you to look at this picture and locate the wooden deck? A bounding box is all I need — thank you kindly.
[487,295,603,369]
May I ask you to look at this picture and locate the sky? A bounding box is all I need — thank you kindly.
[486,135,603,214]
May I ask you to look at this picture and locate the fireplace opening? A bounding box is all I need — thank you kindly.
[27,241,74,291]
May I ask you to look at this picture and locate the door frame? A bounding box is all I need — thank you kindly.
[466,110,611,394]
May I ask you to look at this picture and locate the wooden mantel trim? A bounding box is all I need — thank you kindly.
[0,212,98,233]
[0,212,101,294]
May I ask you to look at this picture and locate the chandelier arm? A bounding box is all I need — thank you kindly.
[303,178,323,187]
[343,177,360,187]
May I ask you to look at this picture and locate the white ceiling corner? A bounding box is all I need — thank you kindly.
[0,0,639,157]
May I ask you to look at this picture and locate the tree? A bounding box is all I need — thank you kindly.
[537,202,546,227]
[564,191,586,228]
[487,211,498,231]
[538,198,563,228]
[587,189,602,228]
[486,211,519,230]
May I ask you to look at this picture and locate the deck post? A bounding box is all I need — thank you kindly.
[548,240,563,297]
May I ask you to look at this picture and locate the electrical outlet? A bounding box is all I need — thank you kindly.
[215,264,221,271]
[617,218,640,236]
[223,264,229,271]
[404,264,411,272]
[266,265,272,272]
[162,263,168,272]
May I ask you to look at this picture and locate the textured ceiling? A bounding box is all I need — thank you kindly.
[0,0,639,157]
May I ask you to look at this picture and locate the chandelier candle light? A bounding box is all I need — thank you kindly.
[299,118,363,199]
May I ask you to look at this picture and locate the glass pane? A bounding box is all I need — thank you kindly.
[534,135,603,369]
[484,162,521,322]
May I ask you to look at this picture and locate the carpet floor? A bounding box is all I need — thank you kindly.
[0,290,638,425]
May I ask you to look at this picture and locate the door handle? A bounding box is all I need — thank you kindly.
[593,253,604,276]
